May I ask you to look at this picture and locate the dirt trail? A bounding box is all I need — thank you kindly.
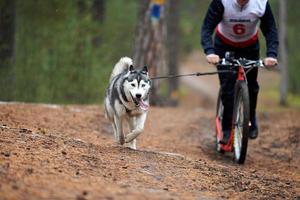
[0,53,300,199]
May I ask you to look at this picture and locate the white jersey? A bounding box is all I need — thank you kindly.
[217,0,268,47]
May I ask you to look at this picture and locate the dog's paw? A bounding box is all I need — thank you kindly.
[124,142,136,150]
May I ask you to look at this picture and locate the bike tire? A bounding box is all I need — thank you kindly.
[215,89,225,154]
[232,81,250,164]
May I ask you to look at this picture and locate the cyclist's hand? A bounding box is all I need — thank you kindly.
[264,57,278,68]
[206,54,220,65]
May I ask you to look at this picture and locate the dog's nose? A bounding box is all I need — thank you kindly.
[136,94,142,99]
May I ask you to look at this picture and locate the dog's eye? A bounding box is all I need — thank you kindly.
[131,83,136,87]
[141,84,146,87]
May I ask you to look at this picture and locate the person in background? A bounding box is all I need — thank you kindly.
[201,0,279,144]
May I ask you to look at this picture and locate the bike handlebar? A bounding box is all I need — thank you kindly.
[216,58,264,69]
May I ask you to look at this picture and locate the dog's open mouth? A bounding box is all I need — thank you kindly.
[135,98,149,111]
[131,94,149,111]
[138,99,149,111]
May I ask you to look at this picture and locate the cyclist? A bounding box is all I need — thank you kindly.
[201,0,278,144]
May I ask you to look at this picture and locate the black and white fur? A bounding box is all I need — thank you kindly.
[104,57,151,149]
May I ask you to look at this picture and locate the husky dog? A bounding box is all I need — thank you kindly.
[104,57,151,149]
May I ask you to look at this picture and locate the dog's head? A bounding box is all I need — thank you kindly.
[123,65,151,110]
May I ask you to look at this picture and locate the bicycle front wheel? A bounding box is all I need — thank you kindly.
[232,81,250,164]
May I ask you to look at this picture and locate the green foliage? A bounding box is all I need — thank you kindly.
[12,0,137,104]
[1,0,300,104]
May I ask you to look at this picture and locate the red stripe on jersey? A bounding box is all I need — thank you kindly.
[216,28,259,48]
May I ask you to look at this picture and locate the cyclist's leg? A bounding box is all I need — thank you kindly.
[246,67,260,138]
[216,68,235,144]
[218,69,236,131]
[214,36,236,140]
[247,68,259,124]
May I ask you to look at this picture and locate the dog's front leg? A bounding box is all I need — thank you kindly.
[124,117,137,149]
[125,113,147,143]
[114,115,125,145]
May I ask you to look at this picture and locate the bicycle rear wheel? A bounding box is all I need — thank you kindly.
[232,81,250,164]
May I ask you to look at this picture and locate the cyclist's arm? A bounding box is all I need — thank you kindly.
[260,2,279,58]
[201,0,224,55]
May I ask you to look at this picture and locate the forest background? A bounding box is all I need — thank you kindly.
[0,0,298,105]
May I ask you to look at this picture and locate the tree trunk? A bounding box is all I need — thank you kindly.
[92,0,105,22]
[279,0,288,106]
[133,0,168,105]
[91,0,105,47]
[166,0,179,105]
[0,0,16,101]
[77,0,86,16]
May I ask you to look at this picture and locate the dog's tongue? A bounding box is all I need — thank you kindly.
[139,99,149,111]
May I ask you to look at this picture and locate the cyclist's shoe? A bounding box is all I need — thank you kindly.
[249,118,258,139]
[219,130,231,145]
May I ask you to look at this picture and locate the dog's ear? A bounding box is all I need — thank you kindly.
[129,65,134,72]
[142,65,148,74]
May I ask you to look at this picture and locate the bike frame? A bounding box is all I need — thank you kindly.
[216,60,248,152]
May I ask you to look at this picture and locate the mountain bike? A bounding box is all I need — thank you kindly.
[215,54,265,164]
